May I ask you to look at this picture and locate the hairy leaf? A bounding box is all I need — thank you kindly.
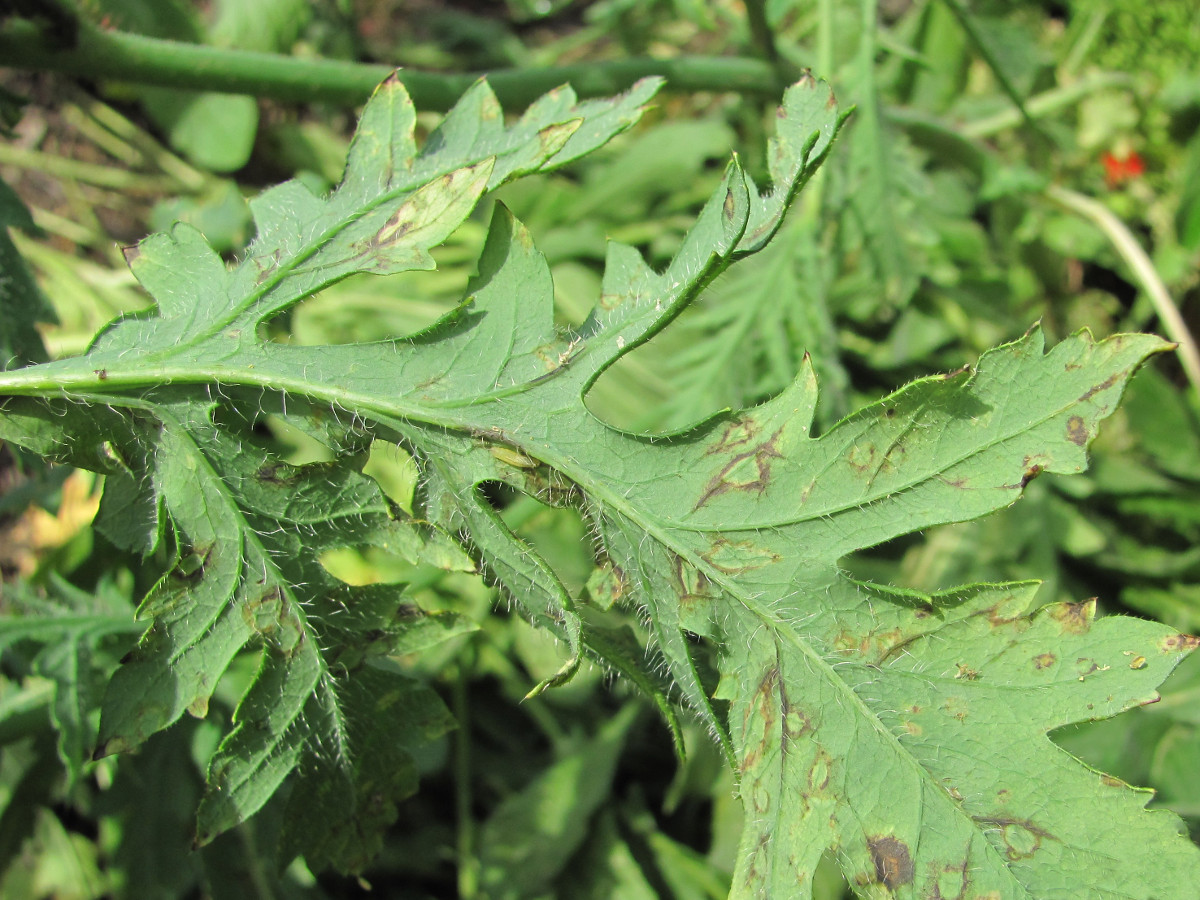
[1,72,1197,895]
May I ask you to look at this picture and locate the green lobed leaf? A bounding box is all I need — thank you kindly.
[0,72,1197,894]
[0,71,662,872]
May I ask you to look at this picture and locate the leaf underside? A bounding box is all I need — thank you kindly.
[0,72,1197,895]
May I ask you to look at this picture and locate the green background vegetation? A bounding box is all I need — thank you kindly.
[1,1,1199,897]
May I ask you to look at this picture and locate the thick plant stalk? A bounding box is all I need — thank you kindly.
[0,19,784,110]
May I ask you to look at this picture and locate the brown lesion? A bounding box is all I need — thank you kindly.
[738,666,781,776]
[842,626,911,665]
[1161,633,1200,653]
[1050,600,1093,634]
[973,816,1055,861]
[256,462,300,485]
[867,835,914,888]
[692,426,784,511]
[929,854,972,900]
[1002,454,1051,490]
[670,553,716,608]
[1019,462,1044,488]
[954,663,980,681]
[780,694,813,742]
[1077,372,1119,403]
[846,442,877,474]
[700,537,781,575]
[172,543,214,584]
[704,417,760,456]
[981,597,1026,628]
[251,247,283,285]
[804,747,832,796]
[723,187,737,222]
[1032,652,1056,670]
[1066,414,1089,446]
[376,208,413,245]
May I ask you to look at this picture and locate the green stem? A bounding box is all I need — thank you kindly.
[0,19,786,111]
[959,71,1135,140]
[1045,184,1200,400]
[817,0,834,78]
[744,0,780,65]
[454,643,479,900]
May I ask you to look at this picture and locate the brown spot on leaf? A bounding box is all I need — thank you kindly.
[1101,774,1125,788]
[807,748,832,793]
[701,537,780,575]
[1066,415,1089,446]
[943,696,969,721]
[723,188,737,221]
[692,427,783,510]
[932,858,971,900]
[256,462,299,485]
[1161,633,1200,653]
[982,599,1025,628]
[780,694,813,741]
[173,543,213,583]
[1051,600,1093,634]
[586,563,626,610]
[976,817,1053,861]
[1020,463,1043,488]
[868,835,914,888]
[1078,372,1119,403]
[242,586,284,634]
[670,554,716,609]
[739,667,780,777]
[706,418,759,455]
[833,631,870,656]
[846,442,877,474]
[1033,653,1056,670]
[1074,657,1109,680]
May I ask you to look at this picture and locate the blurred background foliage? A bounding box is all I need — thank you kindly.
[1,0,1199,897]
